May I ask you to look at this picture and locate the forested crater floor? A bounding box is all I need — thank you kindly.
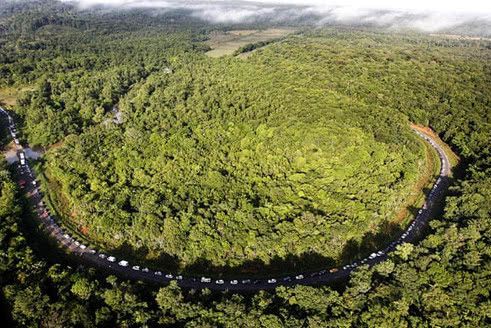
[36,40,429,272]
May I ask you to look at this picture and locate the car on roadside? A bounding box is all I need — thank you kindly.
[295,275,304,280]
[267,279,276,284]
[165,274,173,279]
[230,280,238,285]
[99,253,107,259]
[107,256,116,262]
[132,266,140,271]
[215,280,224,285]
[142,268,149,273]
[241,279,251,284]
[80,244,87,250]
[118,260,129,267]
[154,271,162,276]
[329,268,339,273]
[176,275,183,280]
[200,277,211,283]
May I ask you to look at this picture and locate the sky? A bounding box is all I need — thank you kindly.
[61,0,491,33]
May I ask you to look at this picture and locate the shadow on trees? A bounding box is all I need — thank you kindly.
[340,219,404,263]
[181,252,337,278]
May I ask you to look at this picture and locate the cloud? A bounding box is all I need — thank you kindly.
[59,0,491,34]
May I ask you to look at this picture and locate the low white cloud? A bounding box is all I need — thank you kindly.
[59,0,491,33]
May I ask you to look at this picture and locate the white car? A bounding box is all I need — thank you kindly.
[154,271,162,276]
[89,249,96,254]
[118,260,129,267]
[295,275,304,280]
[230,280,238,285]
[142,268,149,273]
[74,241,80,246]
[80,244,87,250]
[267,279,277,284]
[176,275,183,280]
[200,277,211,283]
[99,254,107,259]
[132,266,140,271]
[369,253,376,259]
[107,256,116,262]
[165,274,173,279]
[63,234,70,239]
[215,280,224,285]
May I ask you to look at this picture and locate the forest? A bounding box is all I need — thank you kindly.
[1,0,491,326]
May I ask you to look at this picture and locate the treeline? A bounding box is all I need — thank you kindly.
[233,38,280,55]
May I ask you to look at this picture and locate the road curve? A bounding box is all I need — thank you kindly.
[1,106,451,291]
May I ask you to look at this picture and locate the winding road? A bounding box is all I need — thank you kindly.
[1,106,451,291]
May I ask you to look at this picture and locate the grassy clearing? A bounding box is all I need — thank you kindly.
[32,161,97,250]
[0,86,33,107]
[205,28,296,58]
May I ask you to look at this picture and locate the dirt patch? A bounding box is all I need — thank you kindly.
[411,124,460,168]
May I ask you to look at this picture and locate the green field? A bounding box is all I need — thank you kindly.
[205,28,296,57]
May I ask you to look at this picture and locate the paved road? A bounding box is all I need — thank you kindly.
[1,107,451,291]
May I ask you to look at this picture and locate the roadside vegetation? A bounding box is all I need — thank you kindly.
[0,1,490,326]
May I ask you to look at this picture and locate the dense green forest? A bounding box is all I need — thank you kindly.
[1,0,491,326]
[2,2,429,271]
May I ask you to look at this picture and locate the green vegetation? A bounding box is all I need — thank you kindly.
[0,0,490,326]
[205,28,296,57]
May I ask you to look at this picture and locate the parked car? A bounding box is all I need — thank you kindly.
[118,260,129,267]
[215,280,224,285]
[107,256,116,262]
[267,279,277,284]
[200,277,211,283]
[165,274,173,279]
[230,280,238,285]
[295,275,304,280]
[132,266,140,271]
[154,271,162,276]
[175,275,183,280]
